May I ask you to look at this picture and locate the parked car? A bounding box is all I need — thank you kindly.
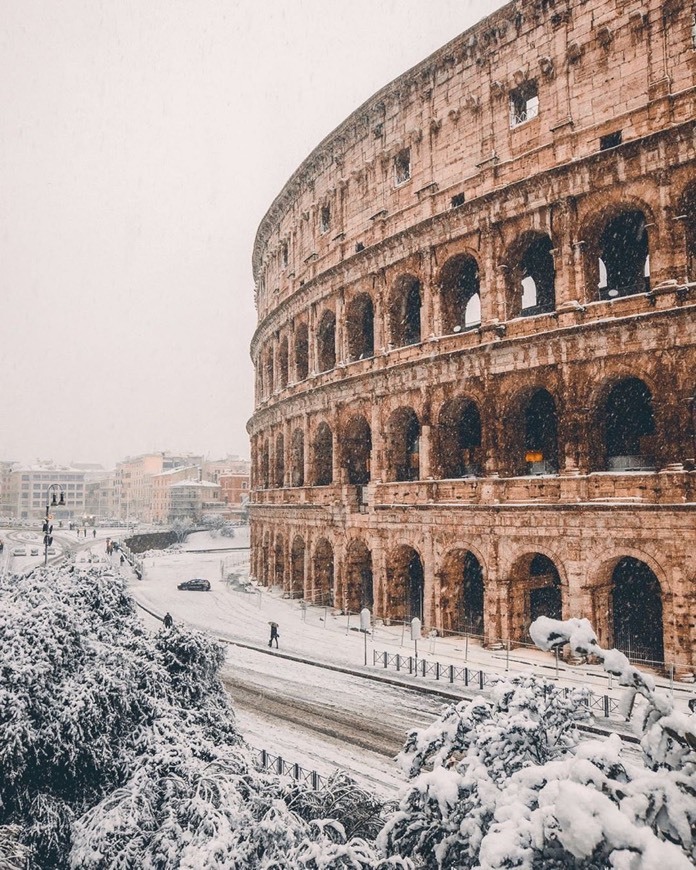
[46,547,56,555]
[30,547,39,556]
[12,547,27,556]
[177,578,211,592]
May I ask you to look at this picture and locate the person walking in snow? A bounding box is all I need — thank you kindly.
[163,612,173,629]
[268,621,279,648]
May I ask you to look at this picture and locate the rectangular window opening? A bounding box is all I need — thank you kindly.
[320,205,331,234]
[394,148,411,185]
[509,80,539,128]
[599,131,622,151]
[451,193,466,208]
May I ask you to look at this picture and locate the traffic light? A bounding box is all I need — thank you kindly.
[44,534,53,546]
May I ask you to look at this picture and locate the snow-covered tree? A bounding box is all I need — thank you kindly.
[379,622,696,869]
[0,565,401,869]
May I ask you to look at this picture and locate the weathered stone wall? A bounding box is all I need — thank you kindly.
[248,0,696,672]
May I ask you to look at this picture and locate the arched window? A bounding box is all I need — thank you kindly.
[312,423,333,486]
[386,545,424,621]
[264,348,274,396]
[611,557,664,664]
[261,442,270,488]
[278,337,289,388]
[389,275,421,347]
[345,293,375,361]
[317,310,336,372]
[439,255,480,334]
[437,398,482,478]
[313,538,334,606]
[273,434,285,488]
[294,322,309,381]
[386,407,421,481]
[291,429,304,487]
[601,378,656,471]
[679,184,696,281]
[522,389,558,475]
[345,539,373,612]
[508,233,555,317]
[597,210,649,299]
[341,415,372,484]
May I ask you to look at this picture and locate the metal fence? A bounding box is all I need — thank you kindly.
[374,650,623,719]
[252,747,328,789]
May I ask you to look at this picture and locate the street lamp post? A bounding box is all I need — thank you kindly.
[44,484,65,567]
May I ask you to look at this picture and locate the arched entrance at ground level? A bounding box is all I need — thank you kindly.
[273,536,285,588]
[596,377,656,471]
[260,532,271,585]
[344,539,373,612]
[507,553,562,643]
[385,545,424,622]
[313,538,334,606]
[341,415,372,484]
[290,536,305,598]
[439,550,484,636]
[437,397,482,478]
[611,557,664,665]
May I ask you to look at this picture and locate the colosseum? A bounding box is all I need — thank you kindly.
[248,0,696,674]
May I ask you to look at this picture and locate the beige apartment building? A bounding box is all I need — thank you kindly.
[6,466,87,522]
[116,453,203,522]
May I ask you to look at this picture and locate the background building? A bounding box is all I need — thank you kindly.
[5,465,86,522]
[248,0,696,673]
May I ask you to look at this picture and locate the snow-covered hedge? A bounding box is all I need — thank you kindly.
[0,565,399,869]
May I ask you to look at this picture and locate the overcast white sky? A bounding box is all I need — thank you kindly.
[0,0,506,470]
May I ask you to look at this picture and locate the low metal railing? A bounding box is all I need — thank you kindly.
[374,650,622,719]
[252,747,327,789]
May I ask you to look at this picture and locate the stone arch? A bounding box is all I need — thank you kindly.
[344,538,373,612]
[677,182,696,281]
[278,336,289,389]
[273,533,286,589]
[340,414,372,484]
[264,346,274,396]
[610,556,665,665]
[273,433,285,488]
[506,550,564,643]
[345,293,375,361]
[591,375,656,471]
[260,440,270,488]
[389,273,421,347]
[386,406,421,481]
[294,322,309,381]
[385,544,425,622]
[505,231,556,318]
[438,254,481,334]
[317,309,336,372]
[290,428,304,487]
[436,396,482,478]
[313,537,334,606]
[291,535,305,598]
[505,387,559,476]
[582,203,652,300]
[312,422,333,486]
[438,548,485,636]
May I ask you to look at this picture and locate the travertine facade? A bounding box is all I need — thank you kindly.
[248,0,696,672]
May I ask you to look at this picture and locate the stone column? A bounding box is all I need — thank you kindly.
[420,424,431,479]
[335,291,346,364]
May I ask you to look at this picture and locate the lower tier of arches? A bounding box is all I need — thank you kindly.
[249,504,695,674]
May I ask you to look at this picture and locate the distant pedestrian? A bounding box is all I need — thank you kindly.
[92,529,96,538]
[268,621,279,648]
[689,698,696,714]
[163,612,173,629]
[120,554,125,565]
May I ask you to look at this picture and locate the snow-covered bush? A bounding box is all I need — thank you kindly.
[379,625,696,869]
[0,565,396,869]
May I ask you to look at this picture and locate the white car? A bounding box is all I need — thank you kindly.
[12,547,27,556]
[30,547,39,556]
